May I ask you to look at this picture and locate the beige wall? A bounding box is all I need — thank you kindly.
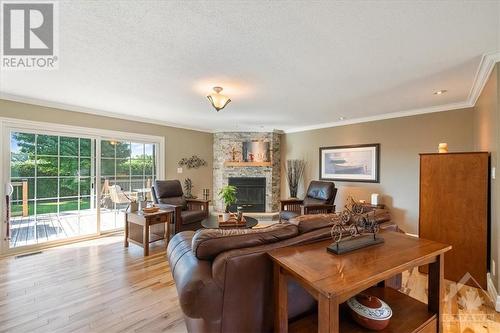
[282,108,475,235]
[0,99,213,199]
[473,63,499,289]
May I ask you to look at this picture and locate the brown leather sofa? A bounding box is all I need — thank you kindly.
[280,180,337,222]
[152,180,209,234]
[167,214,399,333]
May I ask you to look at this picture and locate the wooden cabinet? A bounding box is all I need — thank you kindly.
[419,152,489,289]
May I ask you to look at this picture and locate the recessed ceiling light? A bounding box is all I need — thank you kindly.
[433,90,447,95]
[339,116,345,121]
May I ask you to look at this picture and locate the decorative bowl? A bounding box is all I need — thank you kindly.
[347,293,392,331]
[142,206,160,214]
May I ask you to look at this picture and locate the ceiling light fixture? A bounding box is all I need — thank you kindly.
[339,116,345,121]
[433,90,447,95]
[207,86,231,112]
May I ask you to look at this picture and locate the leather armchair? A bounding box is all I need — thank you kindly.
[280,180,337,222]
[152,180,210,234]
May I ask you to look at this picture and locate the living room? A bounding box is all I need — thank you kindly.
[0,1,499,332]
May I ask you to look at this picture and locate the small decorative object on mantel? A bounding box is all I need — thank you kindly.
[178,155,207,169]
[347,293,392,330]
[183,178,197,199]
[438,142,448,153]
[285,159,306,198]
[327,196,384,254]
[230,147,239,162]
[218,185,237,222]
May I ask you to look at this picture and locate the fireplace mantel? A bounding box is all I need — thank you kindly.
[223,161,272,167]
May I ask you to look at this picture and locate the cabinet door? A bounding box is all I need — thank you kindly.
[419,153,488,289]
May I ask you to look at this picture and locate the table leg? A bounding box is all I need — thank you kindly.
[124,215,129,247]
[143,221,149,256]
[428,254,444,332]
[318,294,339,333]
[165,214,171,248]
[274,263,288,333]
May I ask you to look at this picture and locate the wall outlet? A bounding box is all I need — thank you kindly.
[492,167,496,180]
[492,260,496,276]
[177,167,183,174]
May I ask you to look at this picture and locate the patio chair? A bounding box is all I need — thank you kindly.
[108,185,136,208]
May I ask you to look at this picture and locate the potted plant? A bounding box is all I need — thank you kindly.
[218,185,237,221]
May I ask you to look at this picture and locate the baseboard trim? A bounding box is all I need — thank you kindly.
[487,273,500,312]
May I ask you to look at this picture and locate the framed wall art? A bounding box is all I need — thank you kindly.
[319,144,380,183]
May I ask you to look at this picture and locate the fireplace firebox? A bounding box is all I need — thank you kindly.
[228,177,266,212]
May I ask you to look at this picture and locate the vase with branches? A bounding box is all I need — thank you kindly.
[286,159,306,198]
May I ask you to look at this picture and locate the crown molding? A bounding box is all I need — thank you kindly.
[285,101,471,133]
[0,93,214,133]
[467,51,500,106]
[285,51,500,134]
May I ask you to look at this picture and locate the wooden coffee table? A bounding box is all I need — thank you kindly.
[268,231,451,333]
[125,209,174,256]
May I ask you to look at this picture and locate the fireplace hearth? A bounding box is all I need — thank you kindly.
[228,177,266,212]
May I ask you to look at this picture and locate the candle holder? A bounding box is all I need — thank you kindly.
[202,188,210,201]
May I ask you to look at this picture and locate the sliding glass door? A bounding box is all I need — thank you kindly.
[99,139,157,231]
[3,124,162,251]
[8,132,97,247]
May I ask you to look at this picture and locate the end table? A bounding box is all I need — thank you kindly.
[125,209,174,256]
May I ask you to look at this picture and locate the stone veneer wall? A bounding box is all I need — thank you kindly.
[213,132,281,212]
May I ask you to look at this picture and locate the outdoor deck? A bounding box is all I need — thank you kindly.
[9,209,125,248]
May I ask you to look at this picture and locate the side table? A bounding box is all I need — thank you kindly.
[268,231,451,332]
[125,209,174,256]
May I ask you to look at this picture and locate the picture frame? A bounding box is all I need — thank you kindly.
[319,144,380,183]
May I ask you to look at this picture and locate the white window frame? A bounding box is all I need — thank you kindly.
[0,117,165,255]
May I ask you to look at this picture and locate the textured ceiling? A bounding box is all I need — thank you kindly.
[1,0,499,132]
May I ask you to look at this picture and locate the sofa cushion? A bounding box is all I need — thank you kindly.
[181,210,206,225]
[302,197,329,206]
[279,210,300,221]
[159,196,187,208]
[289,214,336,234]
[192,223,299,260]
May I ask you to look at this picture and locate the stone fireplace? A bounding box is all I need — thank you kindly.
[213,132,281,212]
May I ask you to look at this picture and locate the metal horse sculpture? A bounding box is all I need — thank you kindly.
[330,196,380,244]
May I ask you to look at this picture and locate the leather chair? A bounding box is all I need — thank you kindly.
[280,180,337,222]
[152,180,210,234]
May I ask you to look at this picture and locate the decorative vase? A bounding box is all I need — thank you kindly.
[222,212,231,222]
[129,201,138,212]
[289,185,298,198]
[347,293,392,331]
[139,200,148,211]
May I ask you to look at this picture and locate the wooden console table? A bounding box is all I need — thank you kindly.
[125,209,174,256]
[268,232,451,333]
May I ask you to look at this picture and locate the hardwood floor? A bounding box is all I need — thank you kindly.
[0,235,186,333]
[0,234,499,332]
